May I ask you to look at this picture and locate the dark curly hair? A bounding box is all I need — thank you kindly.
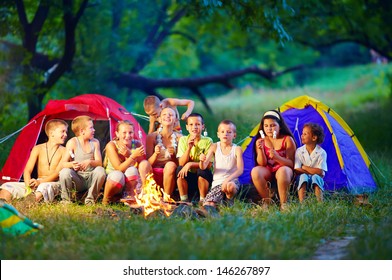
[303,123,325,144]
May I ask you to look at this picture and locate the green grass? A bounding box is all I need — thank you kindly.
[1,63,392,260]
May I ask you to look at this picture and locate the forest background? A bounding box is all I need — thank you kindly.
[0,0,391,260]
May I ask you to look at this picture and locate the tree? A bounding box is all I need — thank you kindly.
[1,0,304,118]
[1,0,88,120]
[211,0,392,59]
[1,0,390,120]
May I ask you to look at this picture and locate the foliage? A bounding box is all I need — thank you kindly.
[2,0,389,122]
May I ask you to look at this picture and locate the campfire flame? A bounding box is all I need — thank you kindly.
[131,173,176,218]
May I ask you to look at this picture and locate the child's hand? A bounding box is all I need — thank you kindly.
[199,153,207,162]
[166,146,176,157]
[256,138,264,150]
[159,100,169,109]
[72,161,81,171]
[187,137,195,148]
[177,162,192,178]
[118,143,130,158]
[28,178,39,188]
[221,180,229,193]
[181,112,189,120]
[79,160,91,171]
[154,144,162,155]
[268,149,277,159]
[133,145,145,158]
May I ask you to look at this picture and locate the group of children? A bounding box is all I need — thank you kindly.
[0,95,327,211]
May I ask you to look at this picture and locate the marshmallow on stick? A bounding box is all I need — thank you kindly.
[2,176,26,182]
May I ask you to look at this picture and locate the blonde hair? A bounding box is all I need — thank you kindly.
[114,120,134,140]
[143,95,160,112]
[71,115,92,136]
[218,119,236,133]
[45,119,68,136]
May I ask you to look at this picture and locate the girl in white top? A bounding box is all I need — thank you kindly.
[145,107,182,197]
[200,120,244,207]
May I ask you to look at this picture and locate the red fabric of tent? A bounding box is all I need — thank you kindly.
[1,94,146,183]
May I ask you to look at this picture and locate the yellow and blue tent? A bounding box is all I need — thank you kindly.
[239,95,377,195]
[0,200,43,236]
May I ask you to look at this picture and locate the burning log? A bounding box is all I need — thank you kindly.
[122,173,177,218]
[122,173,220,219]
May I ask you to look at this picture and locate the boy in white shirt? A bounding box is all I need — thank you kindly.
[294,123,328,202]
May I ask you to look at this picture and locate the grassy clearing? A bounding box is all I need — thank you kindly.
[1,63,391,260]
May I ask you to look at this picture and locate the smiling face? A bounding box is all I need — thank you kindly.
[159,107,176,127]
[51,124,68,145]
[115,122,135,147]
[301,126,316,145]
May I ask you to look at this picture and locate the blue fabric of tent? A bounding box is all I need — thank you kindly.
[239,95,377,195]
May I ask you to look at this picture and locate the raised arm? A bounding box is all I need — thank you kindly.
[255,138,267,166]
[162,98,195,120]
[199,143,216,170]
[274,136,296,169]
[146,132,161,166]
[91,139,103,167]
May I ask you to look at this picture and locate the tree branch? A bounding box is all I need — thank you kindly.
[168,31,197,44]
[44,0,89,88]
[130,5,187,73]
[15,0,28,28]
[15,0,50,52]
[112,64,303,114]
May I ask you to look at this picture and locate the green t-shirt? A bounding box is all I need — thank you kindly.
[176,134,213,163]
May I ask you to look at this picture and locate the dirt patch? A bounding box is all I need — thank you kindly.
[313,236,355,260]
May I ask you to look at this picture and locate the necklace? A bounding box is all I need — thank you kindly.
[46,142,60,170]
[156,126,177,158]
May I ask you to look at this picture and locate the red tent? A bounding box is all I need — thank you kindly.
[1,94,146,183]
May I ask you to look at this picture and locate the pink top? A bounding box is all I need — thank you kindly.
[263,136,288,173]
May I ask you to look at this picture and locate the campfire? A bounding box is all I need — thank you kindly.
[122,173,177,218]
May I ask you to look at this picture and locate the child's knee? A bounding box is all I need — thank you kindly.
[94,166,106,177]
[59,168,72,178]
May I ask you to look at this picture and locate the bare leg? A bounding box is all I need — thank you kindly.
[298,183,306,203]
[163,161,177,196]
[223,182,237,200]
[198,177,209,199]
[102,180,122,205]
[275,166,293,206]
[251,166,272,204]
[35,192,44,203]
[124,180,138,198]
[0,189,12,203]
[177,177,188,200]
[314,185,323,202]
[138,160,152,186]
